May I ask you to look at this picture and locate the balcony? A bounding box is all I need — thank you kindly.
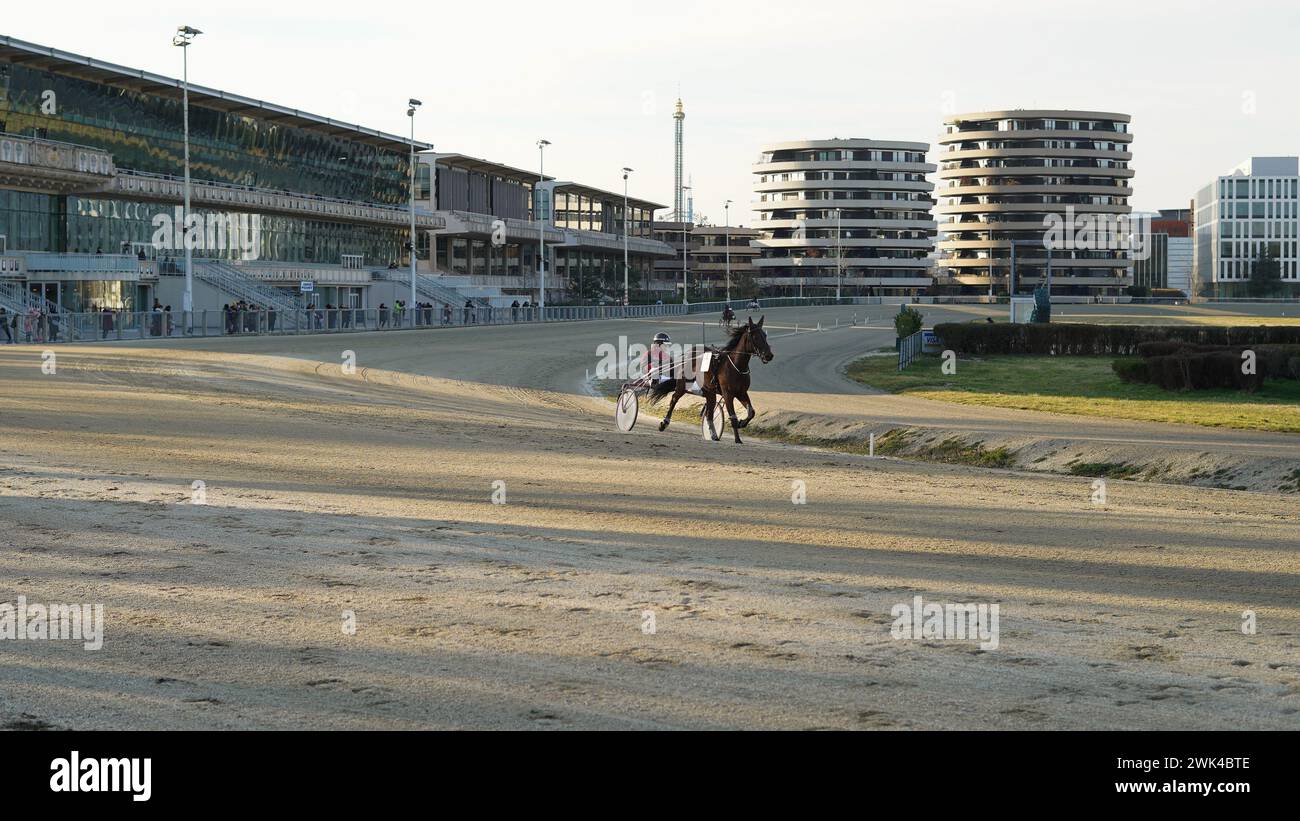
[107,171,446,231]
[0,132,115,193]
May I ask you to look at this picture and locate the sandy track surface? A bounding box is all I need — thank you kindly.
[1,306,1297,730]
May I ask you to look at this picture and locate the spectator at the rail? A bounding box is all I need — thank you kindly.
[164,306,173,336]
[511,299,520,322]
[463,299,473,324]
[442,303,452,325]
[0,308,10,344]
[378,303,389,328]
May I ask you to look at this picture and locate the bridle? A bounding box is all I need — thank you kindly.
[723,325,769,375]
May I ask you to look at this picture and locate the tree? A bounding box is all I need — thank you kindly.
[893,304,924,339]
[571,274,605,305]
[729,269,761,300]
[1249,246,1283,298]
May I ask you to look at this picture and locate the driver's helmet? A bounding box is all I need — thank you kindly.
[652,332,671,346]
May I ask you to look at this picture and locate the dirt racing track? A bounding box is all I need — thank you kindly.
[0,304,1297,730]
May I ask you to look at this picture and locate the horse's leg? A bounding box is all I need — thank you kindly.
[703,391,721,440]
[658,381,686,431]
[736,389,756,429]
[724,391,743,444]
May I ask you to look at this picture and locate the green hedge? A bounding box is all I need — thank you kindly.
[1112,343,1300,392]
[934,323,1300,356]
[1115,352,1265,392]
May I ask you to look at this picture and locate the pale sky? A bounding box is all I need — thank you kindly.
[7,0,1299,223]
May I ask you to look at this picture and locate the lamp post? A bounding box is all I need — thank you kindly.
[835,206,843,302]
[172,25,201,320]
[406,99,422,318]
[724,199,732,303]
[537,139,550,312]
[622,167,633,308]
[681,184,691,305]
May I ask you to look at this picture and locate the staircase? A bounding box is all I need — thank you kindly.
[0,280,59,315]
[194,261,301,313]
[0,280,31,314]
[374,269,498,309]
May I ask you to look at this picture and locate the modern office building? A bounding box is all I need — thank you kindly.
[651,221,761,301]
[691,224,761,300]
[414,154,671,303]
[541,180,669,303]
[1131,209,1193,293]
[1193,156,1299,297]
[652,220,694,301]
[0,34,672,315]
[751,139,936,296]
[934,110,1135,296]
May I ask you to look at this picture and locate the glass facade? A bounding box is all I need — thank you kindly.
[0,190,65,251]
[0,63,409,202]
[0,61,412,266]
[552,190,652,238]
[66,196,405,264]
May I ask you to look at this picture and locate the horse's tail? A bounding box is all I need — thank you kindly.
[645,378,677,406]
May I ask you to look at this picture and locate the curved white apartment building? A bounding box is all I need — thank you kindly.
[752,139,936,296]
[935,110,1134,296]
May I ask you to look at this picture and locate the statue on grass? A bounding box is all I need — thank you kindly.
[1029,283,1051,323]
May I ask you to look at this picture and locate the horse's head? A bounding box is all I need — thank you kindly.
[745,316,774,363]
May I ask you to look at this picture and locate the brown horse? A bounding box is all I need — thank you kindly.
[647,316,774,443]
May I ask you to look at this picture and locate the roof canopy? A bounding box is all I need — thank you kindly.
[0,35,431,153]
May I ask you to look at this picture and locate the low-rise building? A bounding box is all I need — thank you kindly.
[1132,209,1193,293]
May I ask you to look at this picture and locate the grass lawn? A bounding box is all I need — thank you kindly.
[847,354,1300,434]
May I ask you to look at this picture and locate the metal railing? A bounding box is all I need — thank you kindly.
[0,280,61,316]
[21,252,140,274]
[0,296,901,345]
[898,329,925,371]
[111,169,444,229]
[373,269,495,309]
[194,260,302,314]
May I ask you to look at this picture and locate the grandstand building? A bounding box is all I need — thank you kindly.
[0,35,672,315]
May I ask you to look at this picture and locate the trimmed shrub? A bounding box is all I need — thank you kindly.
[1112,359,1149,384]
[1121,350,1270,392]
